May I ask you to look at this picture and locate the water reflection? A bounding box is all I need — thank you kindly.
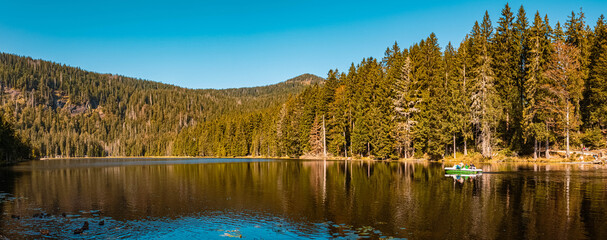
[1,159,607,239]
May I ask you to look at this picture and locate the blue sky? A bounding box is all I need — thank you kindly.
[0,0,605,89]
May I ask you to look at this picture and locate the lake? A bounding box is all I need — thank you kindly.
[1,158,607,239]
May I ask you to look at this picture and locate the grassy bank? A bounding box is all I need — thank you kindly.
[439,151,604,164]
[38,151,604,165]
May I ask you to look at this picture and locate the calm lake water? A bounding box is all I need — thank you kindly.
[1,158,607,239]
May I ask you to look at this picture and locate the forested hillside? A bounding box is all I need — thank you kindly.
[0,53,323,157]
[2,4,606,160]
[174,4,607,159]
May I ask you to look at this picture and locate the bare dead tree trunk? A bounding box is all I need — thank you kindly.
[343,131,347,158]
[566,102,570,158]
[453,134,456,159]
[464,139,467,156]
[323,115,327,158]
[482,123,492,158]
[506,113,509,132]
[534,138,538,160]
[545,123,550,158]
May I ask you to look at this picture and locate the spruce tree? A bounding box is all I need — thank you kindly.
[351,59,373,157]
[523,12,551,158]
[512,6,530,153]
[328,84,349,157]
[566,10,591,132]
[444,42,463,158]
[393,54,419,158]
[456,37,475,156]
[553,21,566,42]
[585,15,607,137]
[543,41,583,158]
[493,4,519,147]
[409,33,447,159]
[470,12,499,158]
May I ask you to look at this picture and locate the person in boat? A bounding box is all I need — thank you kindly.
[471,164,476,169]
[459,162,464,169]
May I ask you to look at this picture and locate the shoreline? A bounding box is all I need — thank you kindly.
[38,155,604,165]
[39,155,297,161]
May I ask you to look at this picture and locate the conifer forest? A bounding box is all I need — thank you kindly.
[1,4,607,163]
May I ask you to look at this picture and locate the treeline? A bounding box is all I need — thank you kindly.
[174,4,607,159]
[0,52,323,157]
[1,4,605,160]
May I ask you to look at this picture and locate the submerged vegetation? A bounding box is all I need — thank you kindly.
[1,4,606,161]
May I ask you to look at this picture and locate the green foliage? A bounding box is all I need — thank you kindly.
[2,4,607,161]
[0,114,33,165]
[584,15,607,132]
[582,128,607,149]
[493,3,522,148]
[0,53,323,157]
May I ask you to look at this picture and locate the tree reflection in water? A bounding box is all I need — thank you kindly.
[0,159,606,239]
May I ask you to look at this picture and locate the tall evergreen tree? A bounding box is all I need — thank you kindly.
[585,15,607,137]
[444,42,460,158]
[512,5,530,153]
[410,33,448,159]
[393,54,419,158]
[566,10,591,132]
[470,12,499,158]
[351,59,373,157]
[542,41,583,157]
[493,4,519,147]
[523,12,553,158]
[553,21,566,42]
[327,84,349,157]
[456,37,474,156]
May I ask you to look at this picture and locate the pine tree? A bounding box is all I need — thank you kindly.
[456,37,474,156]
[327,84,349,157]
[553,21,566,42]
[393,55,419,158]
[542,41,583,158]
[585,15,607,137]
[470,12,499,158]
[566,10,591,132]
[309,114,323,155]
[367,57,393,159]
[351,59,373,157]
[512,5,530,153]
[444,42,462,158]
[411,33,447,160]
[523,12,552,159]
[493,4,519,147]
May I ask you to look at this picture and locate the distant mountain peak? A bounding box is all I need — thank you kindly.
[284,73,325,85]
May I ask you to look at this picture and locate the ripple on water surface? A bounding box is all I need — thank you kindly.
[1,210,401,239]
[2,159,607,239]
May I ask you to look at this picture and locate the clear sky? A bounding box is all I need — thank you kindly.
[0,0,605,89]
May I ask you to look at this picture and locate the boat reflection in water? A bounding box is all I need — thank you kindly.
[445,173,481,184]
